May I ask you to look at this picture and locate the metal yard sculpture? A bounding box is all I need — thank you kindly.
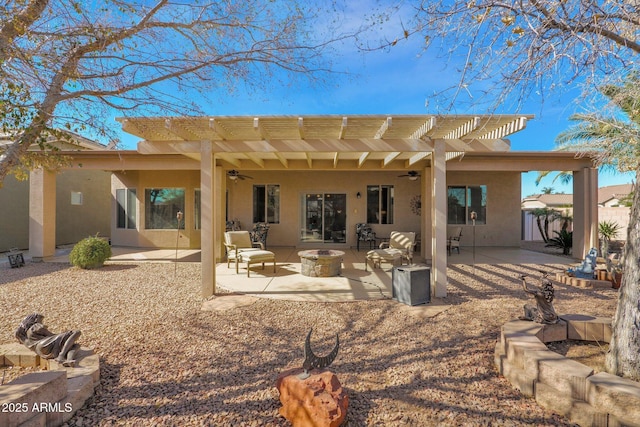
[15,313,82,367]
[518,273,559,324]
[299,328,339,379]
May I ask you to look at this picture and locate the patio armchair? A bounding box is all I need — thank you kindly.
[356,223,377,251]
[448,227,463,254]
[249,222,270,249]
[373,231,416,266]
[224,231,264,269]
[381,231,416,264]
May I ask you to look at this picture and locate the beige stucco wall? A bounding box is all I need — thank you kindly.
[0,170,110,252]
[55,170,111,245]
[226,169,521,249]
[225,170,423,248]
[447,171,522,247]
[111,170,201,248]
[0,175,29,251]
[107,168,522,251]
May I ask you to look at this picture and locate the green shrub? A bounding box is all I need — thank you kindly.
[599,220,622,256]
[545,229,573,255]
[69,236,112,269]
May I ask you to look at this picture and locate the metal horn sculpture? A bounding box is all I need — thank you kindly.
[299,328,339,379]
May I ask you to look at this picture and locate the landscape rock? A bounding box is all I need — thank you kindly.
[276,368,348,427]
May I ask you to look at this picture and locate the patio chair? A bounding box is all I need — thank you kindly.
[249,222,270,249]
[237,250,276,277]
[356,223,377,251]
[366,231,415,270]
[448,227,462,254]
[225,220,241,231]
[224,231,264,269]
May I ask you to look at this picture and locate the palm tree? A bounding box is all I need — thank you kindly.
[535,170,573,186]
[554,72,640,380]
[541,186,555,194]
[529,207,556,243]
[557,210,573,232]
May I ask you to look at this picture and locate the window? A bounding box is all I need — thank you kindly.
[194,189,201,230]
[116,189,137,229]
[70,191,83,205]
[145,188,185,229]
[367,185,394,224]
[447,185,487,225]
[253,185,280,223]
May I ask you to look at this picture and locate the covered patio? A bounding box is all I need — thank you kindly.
[26,115,599,300]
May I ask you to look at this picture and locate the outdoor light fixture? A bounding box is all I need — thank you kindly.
[357,192,361,199]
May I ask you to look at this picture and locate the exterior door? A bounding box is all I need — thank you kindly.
[301,193,346,244]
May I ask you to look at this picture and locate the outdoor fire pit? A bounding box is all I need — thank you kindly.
[298,250,345,277]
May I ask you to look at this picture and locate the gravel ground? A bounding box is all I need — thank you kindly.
[0,259,618,426]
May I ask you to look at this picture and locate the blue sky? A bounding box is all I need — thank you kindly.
[113,4,635,198]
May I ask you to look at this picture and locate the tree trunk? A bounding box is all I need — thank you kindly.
[535,217,547,243]
[543,215,550,242]
[606,167,640,380]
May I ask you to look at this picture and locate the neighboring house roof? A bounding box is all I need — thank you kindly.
[522,183,634,209]
[522,193,573,209]
[0,129,107,152]
[598,183,634,206]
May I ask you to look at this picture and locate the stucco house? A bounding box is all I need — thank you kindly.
[24,114,599,298]
[0,132,111,252]
[521,193,573,210]
[598,183,633,207]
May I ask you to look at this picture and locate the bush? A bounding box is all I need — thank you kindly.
[599,220,622,256]
[69,236,112,269]
[545,229,573,255]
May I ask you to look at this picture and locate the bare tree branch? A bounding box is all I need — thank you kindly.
[0,0,356,181]
[365,0,639,111]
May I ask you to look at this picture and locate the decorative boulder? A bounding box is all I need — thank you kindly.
[276,368,348,427]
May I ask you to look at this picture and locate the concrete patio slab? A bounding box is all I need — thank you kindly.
[215,247,395,302]
[2,245,576,306]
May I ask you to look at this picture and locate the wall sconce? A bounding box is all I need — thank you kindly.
[356,192,361,199]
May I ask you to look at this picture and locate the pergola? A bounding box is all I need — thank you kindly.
[118,114,530,169]
[28,114,598,298]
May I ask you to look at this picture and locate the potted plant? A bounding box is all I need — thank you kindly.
[69,235,112,269]
[605,253,624,289]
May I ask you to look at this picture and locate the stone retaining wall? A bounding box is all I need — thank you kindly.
[0,343,99,427]
[495,315,640,427]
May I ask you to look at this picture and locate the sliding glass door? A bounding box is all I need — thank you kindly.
[300,193,346,244]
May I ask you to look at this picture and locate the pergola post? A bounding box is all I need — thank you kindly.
[573,167,599,258]
[200,141,217,297]
[29,168,56,260]
[431,140,447,297]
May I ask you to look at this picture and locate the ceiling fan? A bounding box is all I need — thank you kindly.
[227,170,253,181]
[398,170,421,181]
